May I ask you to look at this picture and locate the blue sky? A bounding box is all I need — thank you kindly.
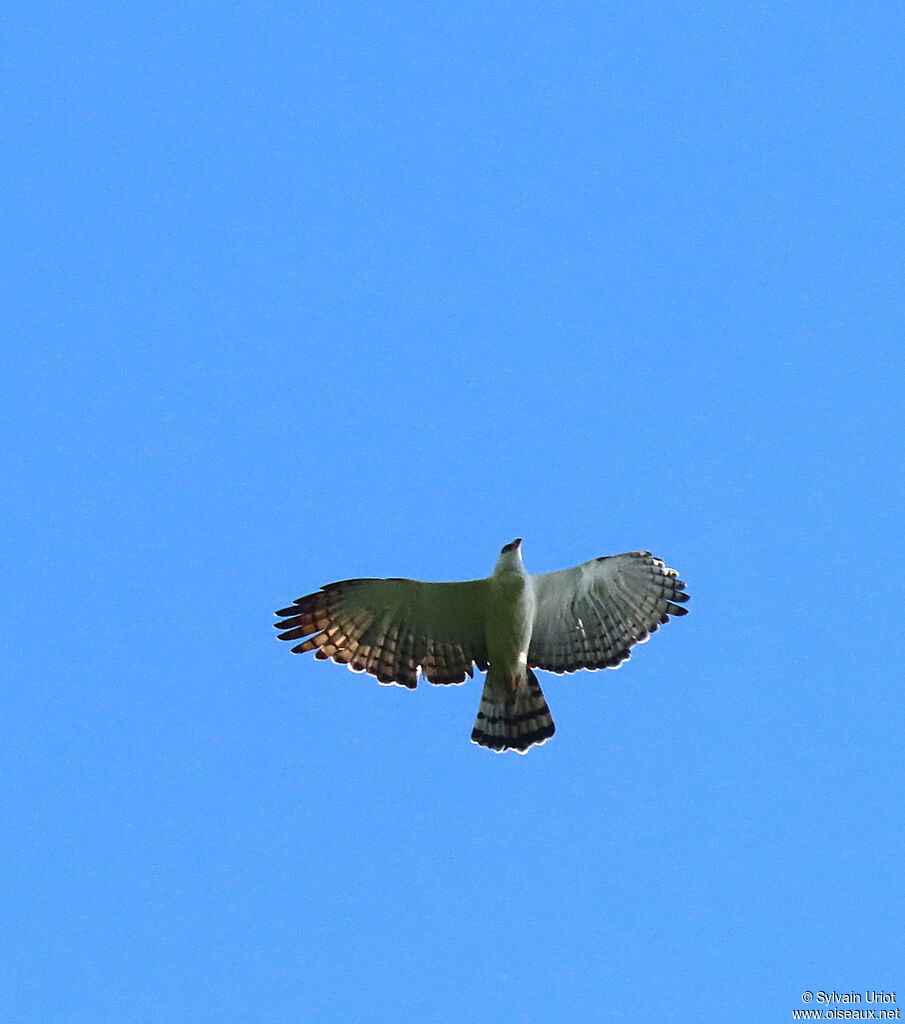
[4,2,904,1021]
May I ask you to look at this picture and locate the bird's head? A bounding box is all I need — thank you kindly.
[494,538,524,574]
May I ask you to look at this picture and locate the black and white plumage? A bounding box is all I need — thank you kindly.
[274,540,689,754]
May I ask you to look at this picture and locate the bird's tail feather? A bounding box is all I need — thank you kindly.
[470,667,555,754]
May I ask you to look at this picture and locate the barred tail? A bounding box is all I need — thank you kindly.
[470,667,555,754]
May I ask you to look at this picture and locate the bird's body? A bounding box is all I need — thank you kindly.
[275,540,688,753]
[474,543,552,751]
[485,543,535,694]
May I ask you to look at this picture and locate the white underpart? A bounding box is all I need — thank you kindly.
[484,546,537,698]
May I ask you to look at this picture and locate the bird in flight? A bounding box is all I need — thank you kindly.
[274,540,689,754]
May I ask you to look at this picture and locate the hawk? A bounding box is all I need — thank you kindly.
[274,541,689,753]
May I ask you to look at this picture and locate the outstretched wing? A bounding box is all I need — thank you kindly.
[274,577,490,688]
[528,551,689,674]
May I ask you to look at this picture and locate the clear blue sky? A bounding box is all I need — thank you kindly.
[4,2,904,1021]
